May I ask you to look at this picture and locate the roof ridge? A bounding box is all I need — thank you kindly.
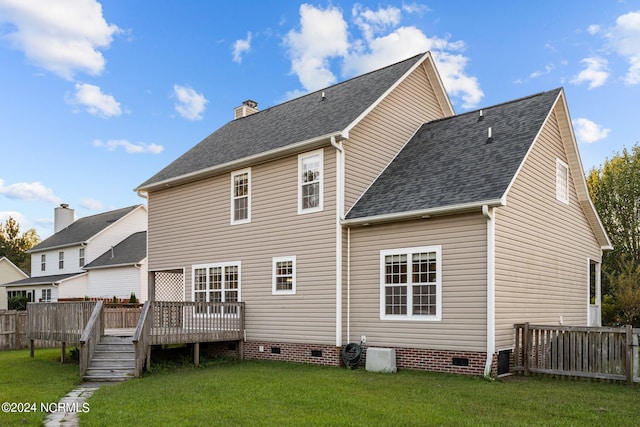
[235,52,426,118]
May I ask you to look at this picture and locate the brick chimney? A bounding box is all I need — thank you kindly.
[54,204,74,233]
[234,100,258,120]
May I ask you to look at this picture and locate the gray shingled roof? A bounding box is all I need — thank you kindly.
[1,273,82,287]
[29,205,142,252]
[137,53,426,189]
[84,231,146,269]
[345,89,562,220]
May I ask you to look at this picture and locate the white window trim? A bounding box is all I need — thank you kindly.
[79,248,85,267]
[298,149,324,214]
[191,262,241,316]
[41,288,52,303]
[58,251,64,270]
[379,245,442,321]
[556,158,569,204]
[272,256,296,295]
[230,168,251,225]
[41,254,46,272]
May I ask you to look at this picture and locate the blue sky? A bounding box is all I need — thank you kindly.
[1,0,639,239]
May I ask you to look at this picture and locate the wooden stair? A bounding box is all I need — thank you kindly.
[83,335,136,382]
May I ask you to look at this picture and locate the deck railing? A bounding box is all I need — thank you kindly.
[132,301,153,377]
[514,323,640,384]
[104,304,143,329]
[150,301,245,345]
[79,301,105,377]
[27,301,96,343]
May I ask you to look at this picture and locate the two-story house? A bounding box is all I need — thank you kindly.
[2,204,148,304]
[135,52,610,376]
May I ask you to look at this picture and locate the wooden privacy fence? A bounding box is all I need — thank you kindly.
[514,323,640,384]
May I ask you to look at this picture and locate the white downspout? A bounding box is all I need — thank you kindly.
[482,205,495,377]
[331,137,345,347]
[347,226,351,343]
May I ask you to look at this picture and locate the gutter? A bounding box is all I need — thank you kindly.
[482,205,496,377]
[330,136,345,347]
[342,199,505,226]
[136,131,346,193]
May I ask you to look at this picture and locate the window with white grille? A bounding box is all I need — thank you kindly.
[192,262,240,315]
[231,168,251,224]
[298,149,323,214]
[272,256,296,295]
[556,158,569,204]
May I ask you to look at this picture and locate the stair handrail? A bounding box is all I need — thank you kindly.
[79,300,104,377]
[132,300,152,377]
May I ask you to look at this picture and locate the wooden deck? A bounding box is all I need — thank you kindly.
[27,300,245,378]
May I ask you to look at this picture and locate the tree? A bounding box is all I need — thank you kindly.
[0,216,40,272]
[607,257,640,326]
[587,143,640,325]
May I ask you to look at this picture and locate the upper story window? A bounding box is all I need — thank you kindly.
[41,254,46,271]
[58,251,64,269]
[231,168,251,224]
[79,248,85,267]
[298,149,323,214]
[272,256,296,295]
[380,246,442,321]
[556,158,569,204]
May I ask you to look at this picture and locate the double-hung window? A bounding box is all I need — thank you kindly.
[556,158,569,204]
[41,254,46,271]
[79,248,85,267]
[298,149,323,214]
[231,168,251,224]
[192,262,240,315]
[41,288,52,303]
[272,256,296,295]
[380,246,442,321]
[58,251,64,269]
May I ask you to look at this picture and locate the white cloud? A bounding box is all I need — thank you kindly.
[606,11,640,85]
[0,211,27,225]
[0,0,121,79]
[571,57,609,89]
[401,3,431,15]
[0,179,61,204]
[587,24,601,35]
[283,4,483,109]
[67,82,122,117]
[232,32,252,63]
[93,139,164,154]
[79,198,104,210]
[529,64,555,79]
[173,84,208,120]
[283,4,349,91]
[573,118,610,144]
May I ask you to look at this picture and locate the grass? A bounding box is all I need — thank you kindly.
[0,348,81,427]
[81,358,640,426]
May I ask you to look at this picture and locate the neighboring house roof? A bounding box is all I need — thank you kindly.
[1,273,83,287]
[28,205,143,252]
[137,52,452,192]
[84,231,147,270]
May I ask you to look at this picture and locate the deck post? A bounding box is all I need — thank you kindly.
[61,342,66,363]
[30,339,34,358]
[146,345,151,371]
[238,340,244,361]
[194,342,200,367]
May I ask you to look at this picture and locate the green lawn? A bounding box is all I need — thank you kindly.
[80,359,640,426]
[0,348,81,427]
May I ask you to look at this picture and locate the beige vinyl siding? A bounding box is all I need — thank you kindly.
[344,66,448,211]
[494,108,602,350]
[148,147,338,345]
[346,213,488,352]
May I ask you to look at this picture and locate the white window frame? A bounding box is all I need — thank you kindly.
[192,262,241,316]
[58,251,64,269]
[298,149,323,214]
[380,245,442,321]
[272,256,296,295]
[230,168,251,225]
[41,254,46,272]
[556,158,569,204]
[79,248,85,267]
[41,288,52,303]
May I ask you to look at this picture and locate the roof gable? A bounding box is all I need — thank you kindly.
[345,89,562,221]
[29,205,143,252]
[137,52,451,191]
[83,231,147,269]
[0,256,29,281]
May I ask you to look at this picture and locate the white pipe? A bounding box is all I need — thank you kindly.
[331,136,345,347]
[347,226,351,343]
[482,205,495,377]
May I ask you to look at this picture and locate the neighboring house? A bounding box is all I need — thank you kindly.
[3,204,148,303]
[135,52,611,376]
[0,257,29,310]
